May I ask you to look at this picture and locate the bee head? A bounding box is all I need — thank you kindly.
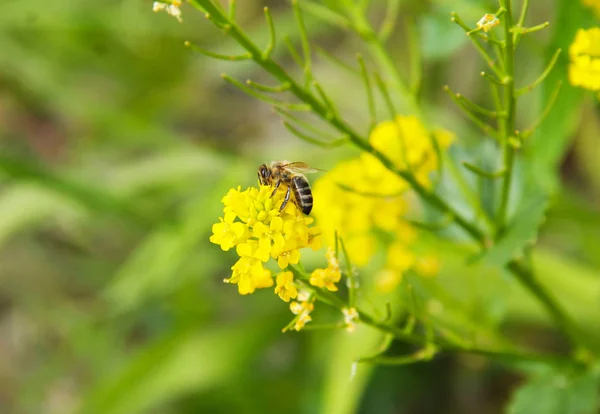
[258,164,272,185]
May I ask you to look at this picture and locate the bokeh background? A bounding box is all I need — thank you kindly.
[1,0,599,413]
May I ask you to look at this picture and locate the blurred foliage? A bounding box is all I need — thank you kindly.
[0,0,599,413]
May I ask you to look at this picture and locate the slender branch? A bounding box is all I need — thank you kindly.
[246,80,291,93]
[457,91,506,119]
[516,49,561,96]
[374,71,397,119]
[283,121,349,148]
[378,0,401,42]
[406,213,455,231]
[480,71,508,86]
[316,46,360,76]
[517,0,529,27]
[184,41,251,61]
[512,21,550,35]
[336,182,406,198]
[228,0,236,20]
[357,54,377,131]
[297,0,352,29]
[444,86,499,139]
[262,7,276,59]
[275,107,342,140]
[344,3,417,113]
[520,81,562,139]
[283,36,304,68]
[292,0,313,86]
[444,153,495,232]
[462,161,506,178]
[312,81,338,119]
[223,74,310,111]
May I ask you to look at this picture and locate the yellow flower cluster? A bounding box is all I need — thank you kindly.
[312,116,451,291]
[569,28,600,91]
[210,185,321,295]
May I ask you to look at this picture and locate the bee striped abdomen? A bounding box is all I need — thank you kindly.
[291,176,313,215]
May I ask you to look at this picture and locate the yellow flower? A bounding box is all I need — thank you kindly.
[211,184,320,294]
[569,28,600,91]
[274,271,298,302]
[342,307,360,332]
[226,257,273,295]
[310,266,342,291]
[476,14,500,33]
[209,217,248,251]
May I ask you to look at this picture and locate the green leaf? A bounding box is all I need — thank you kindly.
[476,194,549,267]
[507,367,600,414]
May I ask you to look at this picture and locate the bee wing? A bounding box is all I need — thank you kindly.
[281,162,321,174]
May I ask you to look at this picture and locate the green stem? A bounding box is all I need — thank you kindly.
[507,260,591,357]
[445,153,495,232]
[345,5,419,115]
[358,305,574,367]
[293,264,575,367]
[496,0,516,236]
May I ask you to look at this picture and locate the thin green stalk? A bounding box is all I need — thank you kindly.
[262,7,276,59]
[444,86,499,139]
[374,71,397,119]
[507,260,592,357]
[358,307,574,367]
[357,53,377,130]
[378,0,401,42]
[463,161,506,178]
[444,153,495,232]
[496,0,516,236]
[515,48,561,96]
[292,0,313,86]
[344,4,418,114]
[520,81,562,138]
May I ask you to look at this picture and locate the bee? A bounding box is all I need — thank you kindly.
[257,161,318,215]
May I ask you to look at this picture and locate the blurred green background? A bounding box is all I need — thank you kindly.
[1,0,599,413]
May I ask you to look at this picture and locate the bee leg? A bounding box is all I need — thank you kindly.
[280,185,291,212]
[271,180,281,198]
